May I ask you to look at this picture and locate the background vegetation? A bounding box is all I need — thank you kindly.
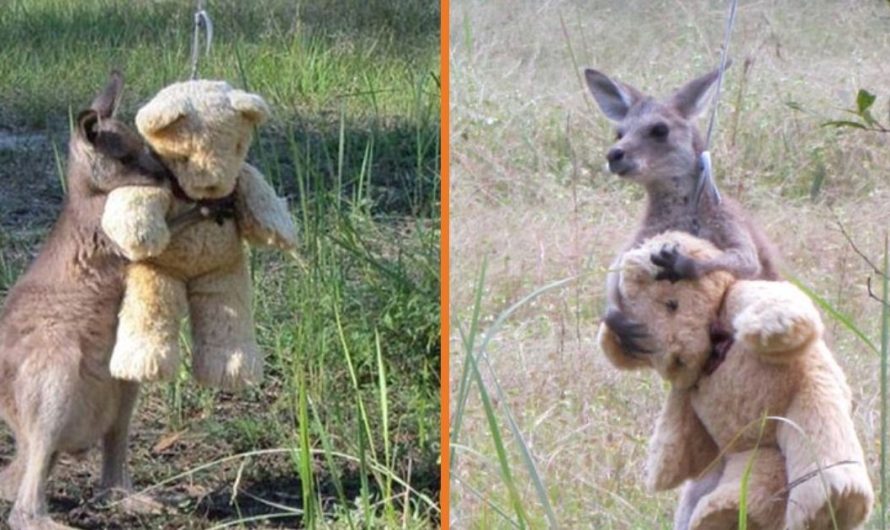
[449,0,890,528]
[0,0,440,528]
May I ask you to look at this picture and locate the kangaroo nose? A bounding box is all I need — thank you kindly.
[607,148,625,163]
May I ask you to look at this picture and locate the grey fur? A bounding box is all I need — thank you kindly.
[0,72,168,529]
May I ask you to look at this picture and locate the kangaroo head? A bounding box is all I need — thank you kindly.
[584,66,723,189]
[70,71,170,195]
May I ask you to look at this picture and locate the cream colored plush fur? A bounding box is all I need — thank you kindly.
[101,80,297,390]
[598,231,873,530]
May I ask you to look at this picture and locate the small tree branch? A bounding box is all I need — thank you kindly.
[831,207,886,278]
[867,276,890,308]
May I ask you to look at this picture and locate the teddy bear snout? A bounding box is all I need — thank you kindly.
[184,170,238,199]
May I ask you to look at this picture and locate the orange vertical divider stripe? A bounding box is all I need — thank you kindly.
[439,0,450,528]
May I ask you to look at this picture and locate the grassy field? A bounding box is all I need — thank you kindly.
[449,0,890,528]
[0,0,440,528]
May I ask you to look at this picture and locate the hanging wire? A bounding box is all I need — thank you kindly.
[694,0,739,210]
[189,0,213,80]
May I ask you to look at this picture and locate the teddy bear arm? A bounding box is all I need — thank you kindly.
[109,262,187,382]
[596,321,650,370]
[235,164,297,251]
[646,389,719,492]
[101,186,173,260]
[727,281,823,361]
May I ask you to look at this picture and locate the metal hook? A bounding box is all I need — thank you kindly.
[190,1,213,80]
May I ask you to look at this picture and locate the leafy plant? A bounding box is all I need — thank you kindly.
[822,89,889,133]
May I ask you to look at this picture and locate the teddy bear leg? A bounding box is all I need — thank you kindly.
[187,253,261,391]
[110,263,187,382]
[779,393,873,530]
[688,449,786,530]
[674,462,723,530]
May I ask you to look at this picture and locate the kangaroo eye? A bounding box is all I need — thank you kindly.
[650,123,669,139]
[666,299,679,312]
[615,130,624,140]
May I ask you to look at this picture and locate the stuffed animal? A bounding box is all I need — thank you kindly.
[101,80,297,391]
[598,231,873,530]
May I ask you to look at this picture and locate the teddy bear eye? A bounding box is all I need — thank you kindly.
[666,299,679,312]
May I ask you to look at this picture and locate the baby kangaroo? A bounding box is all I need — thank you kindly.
[0,72,170,530]
[585,66,778,354]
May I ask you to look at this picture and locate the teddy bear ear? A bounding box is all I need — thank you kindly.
[229,91,270,126]
[135,99,189,140]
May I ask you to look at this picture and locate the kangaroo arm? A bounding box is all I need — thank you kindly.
[697,230,761,279]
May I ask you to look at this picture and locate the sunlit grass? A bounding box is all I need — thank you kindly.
[0,0,440,527]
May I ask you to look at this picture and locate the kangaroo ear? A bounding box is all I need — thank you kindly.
[77,109,100,144]
[669,61,732,119]
[90,70,124,119]
[584,69,643,122]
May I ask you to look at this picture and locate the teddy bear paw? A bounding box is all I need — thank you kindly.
[192,343,263,391]
[787,464,873,530]
[132,228,171,259]
[105,222,170,261]
[109,335,181,382]
[735,304,819,356]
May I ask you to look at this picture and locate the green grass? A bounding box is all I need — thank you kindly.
[0,0,439,528]
[450,0,889,528]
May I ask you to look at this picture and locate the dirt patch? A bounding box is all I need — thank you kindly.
[0,130,47,151]
[1,408,315,529]
[0,129,63,234]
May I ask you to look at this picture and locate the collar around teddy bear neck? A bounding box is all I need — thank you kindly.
[166,172,237,231]
[704,320,734,376]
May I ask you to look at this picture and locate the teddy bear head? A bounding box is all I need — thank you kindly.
[135,80,270,200]
[615,231,735,389]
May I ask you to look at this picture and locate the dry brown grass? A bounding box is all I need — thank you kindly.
[449,1,890,527]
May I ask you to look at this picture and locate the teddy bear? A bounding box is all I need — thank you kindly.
[100,79,297,391]
[598,231,873,530]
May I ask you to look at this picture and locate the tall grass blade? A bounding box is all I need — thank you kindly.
[558,13,591,114]
[466,339,530,527]
[308,395,356,530]
[787,274,879,356]
[738,414,768,530]
[294,353,316,527]
[450,260,487,469]
[375,330,395,524]
[334,302,378,464]
[455,274,578,528]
